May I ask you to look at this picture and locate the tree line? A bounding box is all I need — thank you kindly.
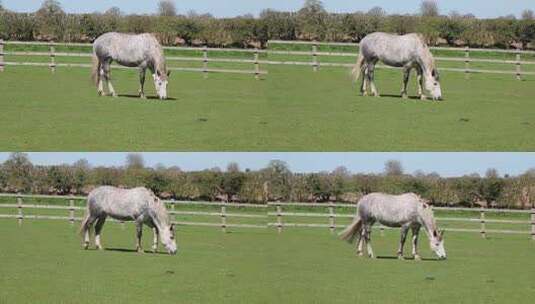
[0,0,534,49]
[0,153,534,209]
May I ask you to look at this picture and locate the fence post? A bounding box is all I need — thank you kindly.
[221,200,227,233]
[480,208,486,239]
[328,202,335,234]
[17,194,23,226]
[49,41,56,74]
[312,41,318,72]
[276,202,283,234]
[515,50,522,81]
[69,196,75,226]
[254,48,260,80]
[0,39,4,72]
[531,204,535,241]
[464,46,470,79]
[203,45,208,79]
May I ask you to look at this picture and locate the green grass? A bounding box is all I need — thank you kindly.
[1,220,534,303]
[1,51,535,150]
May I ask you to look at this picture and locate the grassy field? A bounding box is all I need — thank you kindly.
[1,43,535,151]
[1,220,534,303]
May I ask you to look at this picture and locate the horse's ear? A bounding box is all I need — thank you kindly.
[170,224,175,232]
[433,230,438,238]
[156,70,161,77]
[167,70,171,77]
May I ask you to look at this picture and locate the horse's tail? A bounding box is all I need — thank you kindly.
[339,218,362,243]
[351,52,365,83]
[91,52,100,87]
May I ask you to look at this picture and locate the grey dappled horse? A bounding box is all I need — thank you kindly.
[353,32,442,101]
[80,186,177,255]
[340,193,446,260]
[91,32,171,100]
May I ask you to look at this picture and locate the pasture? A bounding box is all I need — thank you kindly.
[1,219,535,303]
[0,43,535,151]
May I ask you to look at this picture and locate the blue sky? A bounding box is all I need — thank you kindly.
[0,153,534,177]
[1,0,533,18]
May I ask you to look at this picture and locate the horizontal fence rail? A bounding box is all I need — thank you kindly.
[267,40,535,79]
[0,40,267,79]
[0,193,533,240]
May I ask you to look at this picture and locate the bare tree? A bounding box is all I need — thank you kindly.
[126,153,145,170]
[384,160,403,176]
[367,6,386,17]
[420,0,439,17]
[158,0,177,17]
[521,9,534,20]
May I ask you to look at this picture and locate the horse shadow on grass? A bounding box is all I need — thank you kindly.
[105,248,169,255]
[376,255,441,262]
[378,94,425,101]
[117,94,178,101]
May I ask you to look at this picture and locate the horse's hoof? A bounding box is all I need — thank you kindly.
[420,95,427,101]
[83,243,89,250]
[357,252,364,257]
[398,255,405,260]
[414,255,422,261]
[401,94,408,99]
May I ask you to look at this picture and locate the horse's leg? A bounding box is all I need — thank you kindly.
[368,64,380,97]
[401,67,411,99]
[152,228,159,253]
[97,61,104,96]
[94,215,107,250]
[103,61,117,98]
[357,228,365,256]
[364,225,375,258]
[82,214,97,250]
[411,225,422,261]
[417,68,427,101]
[398,225,409,260]
[135,221,144,253]
[360,64,368,96]
[139,68,146,99]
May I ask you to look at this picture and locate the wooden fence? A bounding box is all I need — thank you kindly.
[1,193,534,240]
[267,40,535,79]
[0,40,268,79]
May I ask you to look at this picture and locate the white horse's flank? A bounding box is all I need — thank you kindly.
[91,32,170,100]
[80,186,177,255]
[353,32,442,101]
[340,193,446,260]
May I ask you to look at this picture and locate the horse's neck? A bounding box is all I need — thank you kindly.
[148,204,168,230]
[419,212,436,236]
[418,49,435,74]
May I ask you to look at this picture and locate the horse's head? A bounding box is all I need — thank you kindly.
[425,68,442,101]
[429,229,446,260]
[153,70,171,100]
[418,201,446,259]
[160,223,177,255]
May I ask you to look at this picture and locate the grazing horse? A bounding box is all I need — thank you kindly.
[340,193,446,260]
[353,32,442,101]
[80,186,177,255]
[91,32,171,100]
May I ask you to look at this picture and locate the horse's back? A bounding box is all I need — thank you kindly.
[358,193,420,226]
[93,32,161,64]
[87,186,152,219]
[360,32,428,65]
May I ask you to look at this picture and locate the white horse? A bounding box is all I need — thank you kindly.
[80,186,177,255]
[91,32,171,100]
[353,32,442,101]
[340,193,446,260]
